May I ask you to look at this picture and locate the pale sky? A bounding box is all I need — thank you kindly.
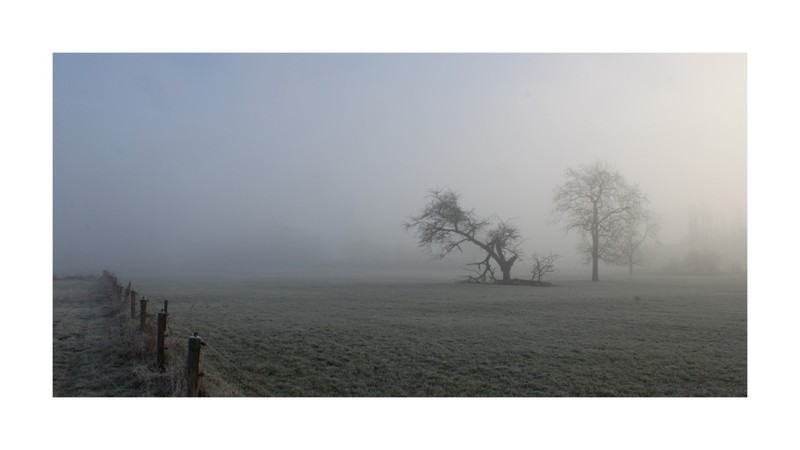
[53,53,746,276]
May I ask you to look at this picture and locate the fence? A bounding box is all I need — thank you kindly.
[100,270,270,397]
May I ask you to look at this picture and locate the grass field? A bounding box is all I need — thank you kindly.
[124,272,747,397]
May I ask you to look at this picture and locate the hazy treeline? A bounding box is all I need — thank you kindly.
[658,208,747,274]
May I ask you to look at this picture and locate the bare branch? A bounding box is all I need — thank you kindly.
[463,253,496,284]
[530,251,560,282]
[604,208,661,274]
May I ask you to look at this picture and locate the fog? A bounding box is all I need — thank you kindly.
[53,54,746,278]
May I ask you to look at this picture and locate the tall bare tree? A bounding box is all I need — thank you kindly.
[605,209,660,275]
[404,188,522,284]
[552,161,646,281]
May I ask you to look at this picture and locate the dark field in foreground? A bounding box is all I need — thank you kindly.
[126,273,746,397]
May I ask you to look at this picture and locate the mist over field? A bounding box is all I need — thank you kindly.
[53,54,746,279]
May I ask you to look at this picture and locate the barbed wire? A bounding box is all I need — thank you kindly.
[201,337,271,397]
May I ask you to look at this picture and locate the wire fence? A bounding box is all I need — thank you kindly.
[101,270,271,397]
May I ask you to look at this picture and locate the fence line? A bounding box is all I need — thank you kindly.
[101,270,271,397]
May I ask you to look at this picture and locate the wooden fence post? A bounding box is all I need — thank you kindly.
[156,311,167,370]
[140,297,148,331]
[130,291,137,318]
[187,334,204,397]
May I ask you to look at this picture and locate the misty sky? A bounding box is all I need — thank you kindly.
[53,53,746,276]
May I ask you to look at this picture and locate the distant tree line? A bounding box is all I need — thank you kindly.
[662,249,722,275]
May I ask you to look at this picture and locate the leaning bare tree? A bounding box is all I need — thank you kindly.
[605,209,660,275]
[552,161,646,281]
[404,188,522,284]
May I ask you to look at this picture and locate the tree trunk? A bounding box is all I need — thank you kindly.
[501,265,512,284]
[591,205,600,282]
[591,233,600,281]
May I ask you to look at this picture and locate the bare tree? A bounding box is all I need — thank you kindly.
[552,161,646,281]
[404,188,522,284]
[530,251,559,282]
[605,209,660,275]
